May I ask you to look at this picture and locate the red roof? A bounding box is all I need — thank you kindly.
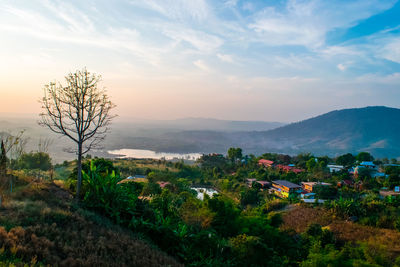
[157,181,171,188]
[259,159,274,166]
[276,164,304,173]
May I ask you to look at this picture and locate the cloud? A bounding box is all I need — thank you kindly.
[379,37,400,63]
[320,46,362,57]
[193,59,211,71]
[355,72,400,85]
[217,53,234,63]
[242,2,255,11]
[248,0,396,48]
[130,0,211,22]
[0,2,170,66]
[1,0,400,121]
[224,0,238,8]
[337,64,346,71]
[162,27,223,53]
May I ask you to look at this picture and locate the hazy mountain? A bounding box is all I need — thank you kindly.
[242,106,400,158]
[111,117,284,132]
[2,107,399,160]
[123,106,400,158]
[0,115,283,162]
[166,118,284,131]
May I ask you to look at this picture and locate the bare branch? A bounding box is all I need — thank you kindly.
[38,68,116,198]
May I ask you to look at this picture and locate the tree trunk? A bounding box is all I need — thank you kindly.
[75,142,83,201]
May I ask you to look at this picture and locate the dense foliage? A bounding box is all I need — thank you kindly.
[2,147,400,266]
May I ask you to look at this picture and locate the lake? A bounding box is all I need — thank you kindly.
[108,148,202,160]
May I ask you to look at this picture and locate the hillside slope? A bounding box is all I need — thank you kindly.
[0,177,182,266]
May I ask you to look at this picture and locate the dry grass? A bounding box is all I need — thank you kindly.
[328,221,400,259]
[281,204,333,233]
[0,179,182,266]
[281,205,400,260]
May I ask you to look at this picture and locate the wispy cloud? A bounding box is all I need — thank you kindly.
[379,37,400,63]
[0,0,399,120]
[193,59,211,72]
[247,0,397,48]
[162,27,223,53]
[129,0,211,22]
[217,53,234,63]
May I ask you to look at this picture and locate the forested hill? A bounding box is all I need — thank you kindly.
[2,106,400,159]
[133,106,400,158]
[248,106,400,157]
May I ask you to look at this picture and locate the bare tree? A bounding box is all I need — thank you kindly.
[39,68,116,199]
[0,130,27,159]
[38,137,53,153]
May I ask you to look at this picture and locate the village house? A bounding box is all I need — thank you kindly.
[353,165,387,179]
[359,161,376,169]
[246,178,257,187]
[276,164,304,174]
[301,182,332,193]
[372,171,387,178]
[337,179,354,187]
[157,181,171,188]
[256,181,271,189]
[379,187,400,200]
[271,180,302,198]
[327,164,344,173]
[258,159,274,168]
[246,178,271,189]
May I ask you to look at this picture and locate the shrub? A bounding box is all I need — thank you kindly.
[82,160,137,223]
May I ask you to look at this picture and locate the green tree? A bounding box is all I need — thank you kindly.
[306,158,318,171]
[16,152,52,171]
[336,153,356,167]
[356,152,374,162]
[141,182,162,196]
[227,147,243,163]
[197,153,228,170]
[240,188,260,206]
[207,196,240,236]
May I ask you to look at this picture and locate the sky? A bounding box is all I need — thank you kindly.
[0,0,399,122]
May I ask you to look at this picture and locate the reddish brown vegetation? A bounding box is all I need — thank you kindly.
[0,181,182,266]
[329,221,400,258]
[281,204,333,232]
[282,205,400,260]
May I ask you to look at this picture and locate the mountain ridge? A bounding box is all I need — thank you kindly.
[132,106,400,158]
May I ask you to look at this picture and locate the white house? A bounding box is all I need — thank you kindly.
[327,164,344,173]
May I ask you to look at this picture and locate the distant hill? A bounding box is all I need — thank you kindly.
[241,106,400,157]
[123,106,400,158]
[167,118,284,131]
[112,117,284,132]
[0,115,283,162]
[2,107,400,159]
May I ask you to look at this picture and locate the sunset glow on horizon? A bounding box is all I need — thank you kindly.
[1,0,400,122]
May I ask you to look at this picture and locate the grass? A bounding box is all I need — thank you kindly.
[281,204,400,261]
[328,221,400,259]
[0,175,182,266]
[281,204,333,233]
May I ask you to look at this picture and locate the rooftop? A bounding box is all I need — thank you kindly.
[259,159,274,165]
[272,180,301,189]
[360,161,375,166]
[127,175,147,179]
[302,182,331,186]
[327,164,344,168]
